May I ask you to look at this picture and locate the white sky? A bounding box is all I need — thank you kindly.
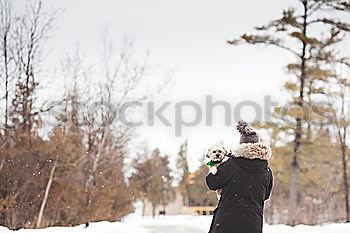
[12,0,302,171]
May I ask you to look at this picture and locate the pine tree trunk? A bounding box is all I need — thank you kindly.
[287,0,308,226]
[341,137,350,222]
[288,156,300,226]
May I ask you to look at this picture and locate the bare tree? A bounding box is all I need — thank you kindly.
[1,0,61,228]
[9,0,59,140]
[327,63,350,222]
[0,0,12,129]
[1,0,170,228]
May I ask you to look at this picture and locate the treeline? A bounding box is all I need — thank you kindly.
[0,0,169,229]
[228,0,350,225]
[129,148,175,218]
[129,140,217,218]
[0,0,213,229]
[2,0,350,229]
[262,125,349,225]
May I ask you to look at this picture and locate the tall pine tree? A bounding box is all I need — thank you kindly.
[228,0,350,225]
[176,139,190,206]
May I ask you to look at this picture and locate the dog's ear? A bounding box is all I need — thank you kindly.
[205,149,211,158]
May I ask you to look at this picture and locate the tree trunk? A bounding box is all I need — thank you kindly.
[341,135,349,222]
[36,160,57,228]
[4,33,9,128]
[336,82,349,222]
[151,203,156,218]
[287,0,308,226]
[0,158,4,172]
[142,201,146,217]
[0,0,11,128]
[85,133,105,189]
[269,196,274,224]
[288,156,300,226]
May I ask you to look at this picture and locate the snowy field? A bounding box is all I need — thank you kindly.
[1,214,350,233]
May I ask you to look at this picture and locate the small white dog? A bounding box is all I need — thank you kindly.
[206,144,232,199]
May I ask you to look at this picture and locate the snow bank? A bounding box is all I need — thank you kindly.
[124,214,350,233]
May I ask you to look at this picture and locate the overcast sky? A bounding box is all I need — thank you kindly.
[12,0,302,171]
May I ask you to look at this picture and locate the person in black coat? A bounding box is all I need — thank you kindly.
[206,120,273,233]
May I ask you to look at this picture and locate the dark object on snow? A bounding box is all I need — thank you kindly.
[159,210,166,215]
[206,142,273,233]
[85,223,89,228]
[236,120,260,144]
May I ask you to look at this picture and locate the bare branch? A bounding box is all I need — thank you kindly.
[309,18,350,32]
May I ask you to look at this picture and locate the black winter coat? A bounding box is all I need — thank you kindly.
[206,142,273,233]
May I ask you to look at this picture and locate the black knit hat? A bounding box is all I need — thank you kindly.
[236,120,260,144]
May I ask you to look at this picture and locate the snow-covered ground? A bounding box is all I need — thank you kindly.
[124,215,350,233]
[1,214,350,233]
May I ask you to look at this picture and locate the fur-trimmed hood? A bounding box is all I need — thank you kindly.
[234,142,272,160]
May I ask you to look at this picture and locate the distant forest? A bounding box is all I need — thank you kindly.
[1,0,350,230]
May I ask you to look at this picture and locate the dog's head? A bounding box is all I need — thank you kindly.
[206,144,228,162]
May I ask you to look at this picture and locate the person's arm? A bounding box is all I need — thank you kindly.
[205,158,235,191]
[264,167,273,200]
